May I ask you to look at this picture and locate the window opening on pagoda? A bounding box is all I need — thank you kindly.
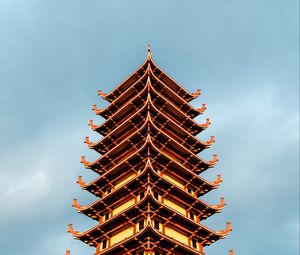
[189,211,195,220]
[106,187,112,195]
[102,239,107,249]
[139,220,145,231]
[154,219,160,230]
[104,212,110,221]
[192,239,197,249]
[187,188,193,194]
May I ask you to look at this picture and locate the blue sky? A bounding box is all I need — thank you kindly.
[0,0,299,254]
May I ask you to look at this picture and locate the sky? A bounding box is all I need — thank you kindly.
[0,0,299,254]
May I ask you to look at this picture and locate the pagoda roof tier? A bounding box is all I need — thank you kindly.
[79,157,221,199]
[96,70,149,119]
[149,119,218,171]
[81,125,217,175]
[99,69,201,120]
[78,224,205,255]
[82,133,216,176]
[142,93,209,136]
[90,100,148,147]
[84,120,150,172]
[102,49,198,103]
[69,187,230,248]
[93,83,148,135]
[75,160,223,220]
[148,99,211,153]
[88,109,213,155]
[148,82,205,132]
[148,58,200,103]
[89,100,212,156]
[93,82,207,137]
[95,233,206,255]
[149,68,204,116]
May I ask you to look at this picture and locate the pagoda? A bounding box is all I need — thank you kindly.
[67,46,233,255]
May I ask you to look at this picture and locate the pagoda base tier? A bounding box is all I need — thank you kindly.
[94,223,206,255]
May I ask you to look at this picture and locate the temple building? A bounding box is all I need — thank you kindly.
[67,46,233,255]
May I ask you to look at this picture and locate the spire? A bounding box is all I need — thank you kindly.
[147,43,152,61]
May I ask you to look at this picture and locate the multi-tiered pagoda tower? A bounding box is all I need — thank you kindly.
[67,46,233,255]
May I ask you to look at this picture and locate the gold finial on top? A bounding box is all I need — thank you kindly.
[147,43,152,61]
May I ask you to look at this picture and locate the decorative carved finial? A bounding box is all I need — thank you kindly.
[214,197,226,209]
[65,250,70,255]
[213,174,223,185]
[72,198,78,208]
[206,135,215,145]
[192,89,201,97]
[84,136,92,146]
[230,249,235,255]
[201,118,211,128]
[97,90,107,97]
[219,221,232,235]
[67,223,72,232]
[92,104,101,114]
[209,154,219,164]
[67,224,79,235]
[88,120,97,130]
[72,198,84,210]
[77,176,86,186]
[80,156,90,166]
[198,103,206,114]
[227,221,232,231]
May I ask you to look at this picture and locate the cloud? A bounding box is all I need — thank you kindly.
[0,0,298,254]
[0,169,50,215]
